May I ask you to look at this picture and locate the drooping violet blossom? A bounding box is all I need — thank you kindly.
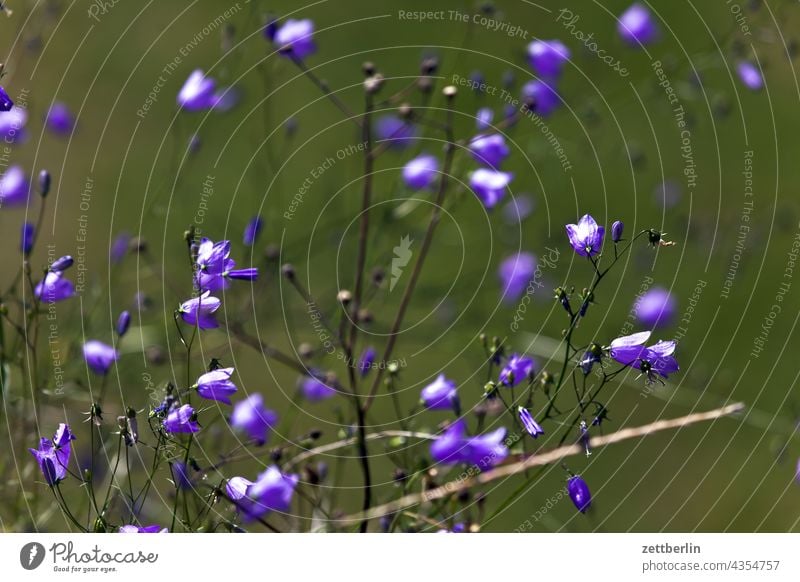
[518,407,544,438]
[230,393,278,445]
[172,462,193,490]
[83,340,119,375]
[566,214,605,257]
[498,252,537,303]
[609,331,679,382]
[20,222,34,255]
[299,374,336,401]
[116,310,131,336]
[50,255,73,272]
[567,475,591,513]
[44,102,75,134]
[0,86,12,111]
[520,79,561,117]
[527,39,571,78]
[430,419,508,468]
[0,165,30,206]
[420,374,459,412]
[634,287,677,328]
[119,525,168,533]
[177,69,216,111]
[34,271,75,302]
[28,424,74,485]
[737,61,763,91]
[178,290,221,329]
[163,404,200,434]
[402,154,439,190]
[476,107,493,130]
[243,216,263,246]
[469,134,510,168]
[499,353,535,387]
[246,466,299,517]
[358,347,376,377]
[611,220,624,243]
[0,106,27,143]
[273,19,316,60]
[375,115,416,149]
[618,3,659,47]
[195,367,237,404]
[470,168,513,209]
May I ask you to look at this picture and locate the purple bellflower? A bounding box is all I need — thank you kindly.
[273,19,316,60]
[83,340,119,375]
[195,238,258,291]
[634,287,677,328]
[230,393,278,445]
[566,214,605,257]
[476,107,494,130]
[611,220,624,243]
[737,61,763,91]
[402,154,439,190]
[527,39,571,78]
[0,106,27,143]
[358,347,376,377]
[29,424,74,485]
[567,475,591,513]
[177,69,216,111]
[178,290,221,329]
[45,102,75,134]
[0,86,13,111]
[195,367,238,404]
[35,271,75,302]
[518,407,545,438]
[119,525,167,533]
[502,194,535,224]
[375,115,417,149]
[299,373,336,401]
[499,353,535,387]
[116,310,131,336]
[420,374,459,412]
[521,79,561,117]
[469,134,510,168]
[50,255,74,272]
[20,222,34,255]
[609,331,679,383]
[243,216,263,246]
[163,404,200,434]
[618,3,659,47]
[470,168,513,209]
[0,165,30,206]
[430,419,508,468]
[498,252,537,303]
[229,467,298,519]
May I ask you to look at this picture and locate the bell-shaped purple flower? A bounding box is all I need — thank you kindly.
[618,3,659,47]
[566,214,605,257]
[498,252,537,303]
[195,367,237,404]
[518,407,545,438]
[243,216,263,246]
[737,61,763,91]
[609,331,651,367]
[178,290,221,329]
[110,232,131,263]
[34,271,75,302]
[163,404,200,434]
[247,466,299,517]
[172,461,193,490]
[0,165,30,206]
[430,419,508,468]
[83,340,119,375]
[527,39,571,78]
[195,238,234,291]
[211,86,240,112]
[499,353,535,387]
[299,374,336,401]
[502,195,535,224]
[273,19,316,60]
[177,69,216,111]
[375,115,417,149]
[358,347,376,377]
[44,102,75,135]
[609,331,679,382]
[469,134,510,168]
[119,525,167,533]
[116,310,131,336]
[611,220,624,243]
[227,268,259,281]
[567,475,591,513]
[635,287,676,328]
[0,106,27,143]
[402,154,439,190]
[470,168,513,209]
[420,374,459,412]
[230,393,278,445]
[20,222,34,255]
[476,107,493,130]
[28,424,74,485]
[0,86,13,111]
[521,79,561,117]
[50,255,74,272]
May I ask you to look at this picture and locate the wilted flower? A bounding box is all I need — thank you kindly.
[469,134,510,168]
[195,367,237,404]
[28,424,74,485]
[163,404,200,433]
[618,3,659,46]
[402,154,439,190]
[566,214,605,257]
[609,331,679,383]
[430,419,508,468]
[243,217,263,246]
[34,271,75,302]
[498,353,535,387]
[178,290,221,329]
[527,39,571,77]
[83,340,119,375]
[737,61,763,91]
[177,69,216,111]
[20,222,34,255]
[634,287,676,328]
[521,79,561,116]
[470,168,513,209]
[119,525,167,533]
[567,475,591,513]
[420,374,459,412]
[518,407,544,438]
[44,102,75,134]
[230,393,278,445]
[498,252,537,303]
[273,19,316,59]
[0,165,29,206]
[299,373,336,401]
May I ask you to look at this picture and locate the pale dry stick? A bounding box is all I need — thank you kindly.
[339,402,745,523]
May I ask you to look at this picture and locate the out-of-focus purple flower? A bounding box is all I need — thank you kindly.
[50,255,73,272]
[796,457,800,485]
[163,404,200,434]
[518,407,544,438]
[246,466,299,517]
[83,340,119,375]
[358,347,376,377]
[226,476,252,503]
[521,80,561,117]
[469,134,510,168]
[211,86,241,112]
[375,115,416,149]
[110,232,131,263]
[609,331,679,382]
[0,165,30,206]
[635,287,676,328]
[0,106,27,142]
[476,107,494,130]
[430,419,508,468]
[119,525,167,533]
[468,70,485,90]
[230,393,278,445]
[580,344,603,375]
[178,290,221,329]
[44,102,75,134]
[28,424,74,485]
[527,39,571,77]
[0,86,13,111]
[20,222,34,255]
[116,310,131,336]
[299,374,336,401]
[195,367,237,404]
[654,179,681,209]
[499,353,536,387]
[34,271,75,302]
[737,61,763,91]
[469,168,513,209]
[273,19,316,60]
[402,154,439,190]
[498,252,537,303]
[611,220,624,243]
[566,214,605,257]
[567,475,591,513]
[243,217,263,246]
[177,69,216,111]
[420,374,459,412]
[172,461,193,490]
[618,3,659,47]
[502,194,535,224]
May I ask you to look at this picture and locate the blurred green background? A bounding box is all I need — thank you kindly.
[1,0,799,532]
